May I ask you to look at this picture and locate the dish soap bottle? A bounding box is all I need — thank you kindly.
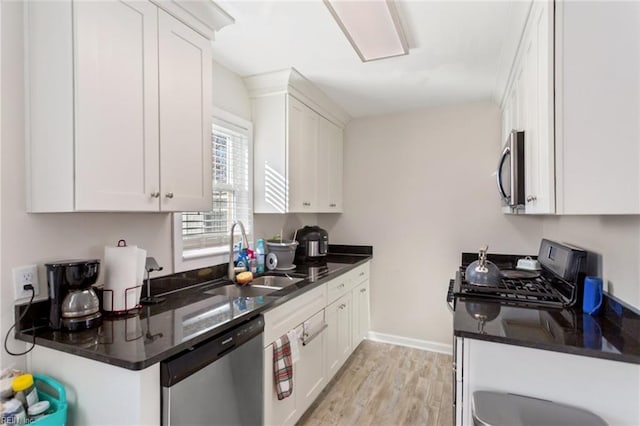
[256,239,265,274]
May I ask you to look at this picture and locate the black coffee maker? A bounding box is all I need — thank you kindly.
[46,259,102,331]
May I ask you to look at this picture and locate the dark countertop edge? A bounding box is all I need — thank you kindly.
[16,309,269,371]
[17,254,373,371]
[453,330,640,365]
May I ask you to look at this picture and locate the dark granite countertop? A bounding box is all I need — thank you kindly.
[454,294,640,364]
[16,247,372,370]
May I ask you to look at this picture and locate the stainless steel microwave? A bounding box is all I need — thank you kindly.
[497,130,525,208]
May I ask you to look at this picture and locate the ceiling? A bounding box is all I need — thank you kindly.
[211,0,529,118]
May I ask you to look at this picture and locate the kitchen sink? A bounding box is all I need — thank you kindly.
[251,275,304,288]
[204,284,277,298]
[202,275,304,298]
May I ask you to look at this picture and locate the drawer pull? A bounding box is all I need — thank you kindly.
[339,303,346,310]
[360,288,366,293]
[301,324,328,346]
[359,272,365,276]
[150,191,160,198]
[330,203,337,207]
[337,283,345,289]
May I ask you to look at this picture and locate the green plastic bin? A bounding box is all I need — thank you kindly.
[31,374,67,426]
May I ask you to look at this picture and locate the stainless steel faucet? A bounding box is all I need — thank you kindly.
[228,220,250,282]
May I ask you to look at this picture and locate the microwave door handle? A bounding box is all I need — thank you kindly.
[496,145,510,202]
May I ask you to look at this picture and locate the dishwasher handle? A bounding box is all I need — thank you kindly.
[161,315,264,387]
[301,323,327,346]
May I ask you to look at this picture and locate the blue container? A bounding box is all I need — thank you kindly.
[583,276,604,315]
[31,374,67,426]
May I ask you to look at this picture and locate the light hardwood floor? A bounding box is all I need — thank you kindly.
[298,340,453,426]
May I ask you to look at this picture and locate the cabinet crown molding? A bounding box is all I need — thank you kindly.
[244,68,351,128]
[150,0,234,40]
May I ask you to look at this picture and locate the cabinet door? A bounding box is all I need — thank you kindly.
[287,96,318,212]
[351,280,370,349]
[326,293,352,380]
[74,1,160,211]
[317,118,344,213]
[555,1,640,214]
[523,1,554,214]
[158,10,212,212]
[297,310,327,414]
[263,344,298,426]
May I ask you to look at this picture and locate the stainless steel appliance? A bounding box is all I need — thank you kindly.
[497,130,525,209]
[447,239,587,311]
[45,259,102,331]
[294,225,329,263]
[161,315,264,426]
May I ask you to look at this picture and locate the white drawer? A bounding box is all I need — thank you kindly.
[349,263,369,286]
[263,284,327,345]
[327,275,350,305]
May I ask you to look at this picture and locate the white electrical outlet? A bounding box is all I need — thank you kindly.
[13,265,40,300]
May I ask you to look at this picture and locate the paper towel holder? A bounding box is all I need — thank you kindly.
[140,257,165,305]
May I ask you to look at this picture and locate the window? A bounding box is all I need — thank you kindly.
[173,109,253,272]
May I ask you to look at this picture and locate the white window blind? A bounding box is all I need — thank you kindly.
[181,118,252,253]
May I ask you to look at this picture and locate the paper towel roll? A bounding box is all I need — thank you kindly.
[104,242,142,311]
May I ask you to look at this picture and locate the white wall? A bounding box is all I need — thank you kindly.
[318,102,544,346]
[0,1,253,368]
[542,216,640,309]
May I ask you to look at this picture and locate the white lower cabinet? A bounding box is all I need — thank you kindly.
[262,261,371,424]
[351,280,370,349]
[457,338,640,426]
[326,292,352,381]
[263,309,327,426]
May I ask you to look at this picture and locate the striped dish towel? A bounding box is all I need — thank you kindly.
[273,333,293,400]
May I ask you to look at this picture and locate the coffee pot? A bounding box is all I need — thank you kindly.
[46,259,101,331]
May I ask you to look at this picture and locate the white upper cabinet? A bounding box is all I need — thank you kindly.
[73,1,160,211]
[288,96,319,212]
[521,1,554,214]
[555,1,640,214]
[500,0,640,215]
[317,117,344,213]
[26,0,213,212]
[245,68,350,214]
[158,10,212,212]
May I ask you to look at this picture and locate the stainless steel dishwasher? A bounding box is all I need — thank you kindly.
[161,315,264,426]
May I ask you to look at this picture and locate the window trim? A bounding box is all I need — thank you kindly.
[172,108,253,273]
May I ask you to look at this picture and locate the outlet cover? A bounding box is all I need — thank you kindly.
[13,265,40,300]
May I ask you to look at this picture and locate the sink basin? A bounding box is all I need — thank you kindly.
[204,284,278,298]
[202,275,304,298]
[251,275,304,288]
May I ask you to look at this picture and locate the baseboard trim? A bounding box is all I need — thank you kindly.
[367,331,453,355]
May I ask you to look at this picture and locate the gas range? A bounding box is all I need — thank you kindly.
[447,240,587,311]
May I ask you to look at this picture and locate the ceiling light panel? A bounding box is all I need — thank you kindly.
[324,0,409,62]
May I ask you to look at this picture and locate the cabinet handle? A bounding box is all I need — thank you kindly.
[330,203,337,207]
[303,202,311,207]
[301,324,328,346]
[360,288,366,293]
[150,191,160,198]
[165,192,174,199]
[359,272,365,276]
[337,283,345,289]
[339,303,346,309]
[526,195,537,202]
